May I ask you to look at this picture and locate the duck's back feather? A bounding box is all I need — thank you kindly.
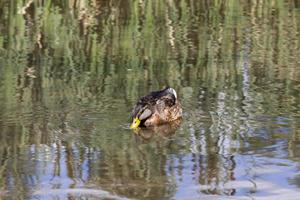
[131,87,174,117]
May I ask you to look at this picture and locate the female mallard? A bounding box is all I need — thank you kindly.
[130,87,182,129]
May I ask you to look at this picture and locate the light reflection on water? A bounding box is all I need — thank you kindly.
[0,0,300,200]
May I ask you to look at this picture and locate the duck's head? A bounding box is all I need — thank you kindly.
[130,108,152,129]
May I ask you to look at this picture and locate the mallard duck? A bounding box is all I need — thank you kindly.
[130,87,182,129]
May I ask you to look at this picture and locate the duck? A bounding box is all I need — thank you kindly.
[130,87,182,129]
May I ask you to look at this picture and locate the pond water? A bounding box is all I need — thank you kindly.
[0,1,300,200]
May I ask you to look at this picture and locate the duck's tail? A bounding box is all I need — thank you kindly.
[166,87,177,100]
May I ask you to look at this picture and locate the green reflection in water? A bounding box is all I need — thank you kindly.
[0,0,300,199]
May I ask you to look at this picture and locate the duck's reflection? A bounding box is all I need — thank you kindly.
[133,119,182,142]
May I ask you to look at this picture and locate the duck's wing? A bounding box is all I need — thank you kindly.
[139,108,152,120]
[131,95,156,119]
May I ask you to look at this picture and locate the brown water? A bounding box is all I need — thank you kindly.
[0,1,300,199]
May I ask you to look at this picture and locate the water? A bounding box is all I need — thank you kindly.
[0,1,300,199]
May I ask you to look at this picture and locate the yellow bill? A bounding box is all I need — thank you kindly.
[130,117,141,129]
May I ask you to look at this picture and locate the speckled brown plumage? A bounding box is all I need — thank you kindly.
[131,87,182,127]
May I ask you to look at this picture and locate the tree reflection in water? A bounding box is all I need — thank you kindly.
[0,0,300,199]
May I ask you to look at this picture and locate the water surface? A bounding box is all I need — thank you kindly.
[0,1,300,199]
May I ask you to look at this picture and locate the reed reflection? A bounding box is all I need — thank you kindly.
[0,0,300,199]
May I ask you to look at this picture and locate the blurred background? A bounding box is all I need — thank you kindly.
[0,0,300,199]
